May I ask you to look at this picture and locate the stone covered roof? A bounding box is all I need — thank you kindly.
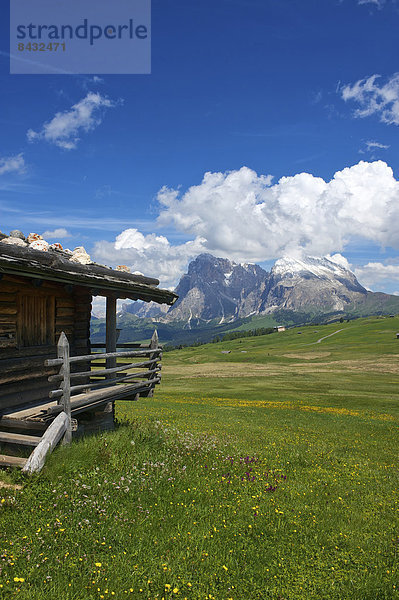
[0,231,177,305]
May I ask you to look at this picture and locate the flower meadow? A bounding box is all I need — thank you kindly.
[1,317,399,599]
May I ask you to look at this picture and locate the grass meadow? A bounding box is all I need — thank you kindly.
[0,316,398,599]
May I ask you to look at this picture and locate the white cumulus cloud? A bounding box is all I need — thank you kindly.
[0,153,25,176]
[157,161,399,260]
[27,92,117,150]
[92,161,399,288]
[341,73,399,125]
[93,228,206,288]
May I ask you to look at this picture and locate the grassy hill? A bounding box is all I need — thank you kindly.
[1,316,398,599]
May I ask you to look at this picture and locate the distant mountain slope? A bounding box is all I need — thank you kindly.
[114,253,399,345]
[124,253,373,321]
[265,255,367,313]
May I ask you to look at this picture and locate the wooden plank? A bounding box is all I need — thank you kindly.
[0,368,56,386]
[0,355,55,374]
[46,381,159,416]
[0,431,40,446]
[49,369,160,397]
[56,307,75,318]
[0,283,20,293]
[146,330,159,398]
[0,315,17,324]
[55,318,74,326]
[0,324,16,334]
[0,304,17,315]
[22,411,69,474]
[0,293,17,302]
[48,358,159,382]
[0,454,27,468]
[0,418,47,432]
[45,347,161,367]
[47,295,56,345]
[56,299,75,308]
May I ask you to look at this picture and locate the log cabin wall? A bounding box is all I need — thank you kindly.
[0,274,92,415]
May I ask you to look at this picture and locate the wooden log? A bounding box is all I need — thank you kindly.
[0,283,20,293]
[0,367,56,386]
[0,454,26,468]
[56,299,75,308]
[22,411,69,474]
[0,304,17,315]
[0,315,17,324]
[48,358,159,383]
[57,333,72,445]
[0,293,17,302]
[0,324,16,333]
[55,317,74,326]
[45,347,161,367]
[49,369,161,398]
[0,418,46,432]
[0,431,40,446]
[56,309,75,319]
[0,383,53,413]
[91,342,144,349]
[0,354,56,374]
[0,376,53,396]
[46,381,159,416]
[146,330,159,398]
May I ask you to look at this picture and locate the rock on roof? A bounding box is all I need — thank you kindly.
[0,231,177,305]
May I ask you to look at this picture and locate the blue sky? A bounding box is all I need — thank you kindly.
[1,0,399,292]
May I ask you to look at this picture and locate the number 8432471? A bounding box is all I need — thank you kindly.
[18,42,66,51]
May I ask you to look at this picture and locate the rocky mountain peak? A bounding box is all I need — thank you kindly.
[123,252,370,323]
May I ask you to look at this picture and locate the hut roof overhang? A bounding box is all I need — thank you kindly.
[0,244,177,305]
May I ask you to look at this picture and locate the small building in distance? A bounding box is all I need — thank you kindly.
[0,232,177,470]
[276,326,286,333]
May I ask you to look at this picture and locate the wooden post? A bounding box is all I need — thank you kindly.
[147,329,159,397]
[57,332,72,445]
[106,296,117,379]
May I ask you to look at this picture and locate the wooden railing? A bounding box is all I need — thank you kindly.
[44,331,162,429]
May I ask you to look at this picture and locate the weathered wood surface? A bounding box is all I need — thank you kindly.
[48,358,159,383]
[0,454,26,468]
[106,296,117,378]
[0,417,46,432]
[49,368,161,398]
[143,330,160,398]
[0,243,177,304]
[45,347,162,367]
[0,275,92,415]
[0,431,40,446]
[57,333,72,444]
[46,380,161,416]
[22,411,69,474]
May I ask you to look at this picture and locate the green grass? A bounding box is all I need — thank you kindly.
[0,316,398,599]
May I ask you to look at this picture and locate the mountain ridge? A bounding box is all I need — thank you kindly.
[122,253,380,324]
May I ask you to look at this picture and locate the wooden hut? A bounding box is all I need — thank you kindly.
[0,241,177,471]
